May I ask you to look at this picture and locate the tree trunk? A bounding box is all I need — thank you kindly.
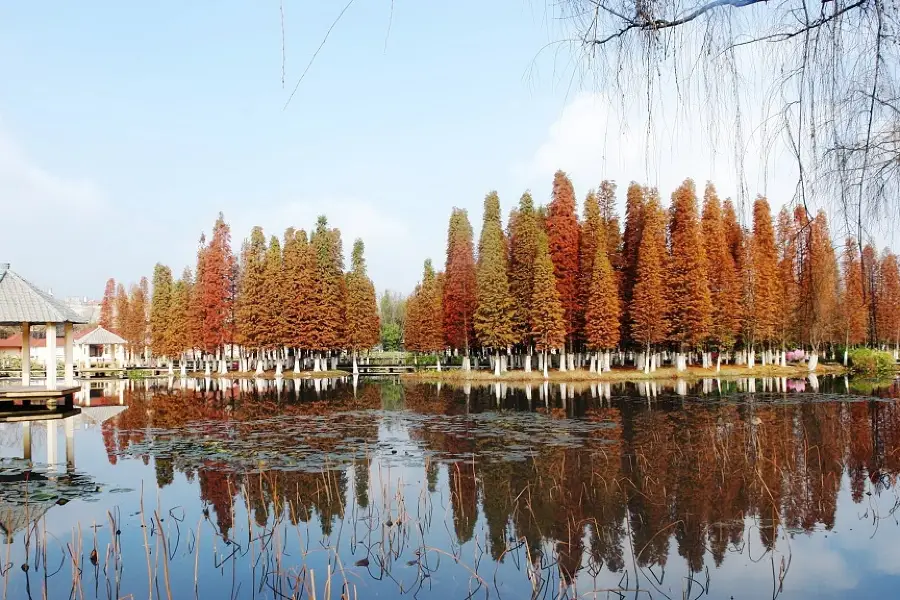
[524,349,532,373]
[463,354,471,372]
[275,359,283,377]
[567,353,575,371]
[542,351,549,379]
[589,353,597,373]
[748,347,755,369]
[436,355,441,372]
[808,351,819,371]
[494,351,501,377]
[353,352,359,376]
[559,349,567,372]
[636,352,645,372]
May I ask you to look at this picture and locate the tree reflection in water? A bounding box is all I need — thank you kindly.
[2,375,899,599]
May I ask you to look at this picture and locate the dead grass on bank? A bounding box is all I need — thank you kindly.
[402,363,847,384]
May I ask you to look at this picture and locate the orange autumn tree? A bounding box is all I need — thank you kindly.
[775,207,800,357]
[169,268,193,366]
[507,192,540,361]
[309,216,346,370]
[530,230,566,377]
[798,211,839,362]
[114,283,129,337]
[235,226,268,370]
[406,260,443,360]
[584,228,620,371]
[545,170,580,361]
[748,197,779,363]
[630,189,668,372]
[345,239,380,372]
[260,235,286,364]
[474,191,516,375]
[197,214,236,362]
[877,251,900,351]
[620,183,646,345]
[598,180,621,271]
[701,184,741,366]
[841,239,868,354]
[443,208,478,366]
[666,179,712,369]
[100,278,116,330]
[578,189,602,344]
[149,263,174,362]
[284,229,316,369]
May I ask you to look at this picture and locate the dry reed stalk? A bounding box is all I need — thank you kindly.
[138,483,152,600]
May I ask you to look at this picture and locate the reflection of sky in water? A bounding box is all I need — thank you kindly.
[0,375,898,599]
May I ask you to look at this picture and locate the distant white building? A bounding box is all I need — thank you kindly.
[0,325,126,368]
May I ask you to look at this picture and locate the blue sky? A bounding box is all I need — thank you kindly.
[1,1,886,299]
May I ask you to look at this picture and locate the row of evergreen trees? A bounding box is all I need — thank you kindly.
[100,213,380,372]
[404,171,900,373]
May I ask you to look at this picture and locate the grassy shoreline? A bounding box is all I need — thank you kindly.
[402,363,847,384]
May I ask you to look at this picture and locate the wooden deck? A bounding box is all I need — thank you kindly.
[0,385,79,413]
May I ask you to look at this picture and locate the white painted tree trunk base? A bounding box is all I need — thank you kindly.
[808,353,819,371]
[494,352,501,377]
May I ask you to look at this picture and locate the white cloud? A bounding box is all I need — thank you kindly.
[515,90,804,225]
[0,125,104,216]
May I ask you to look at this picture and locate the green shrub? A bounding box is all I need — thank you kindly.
[848,348,896,375]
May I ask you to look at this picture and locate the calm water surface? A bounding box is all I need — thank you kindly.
[1,375,899,599]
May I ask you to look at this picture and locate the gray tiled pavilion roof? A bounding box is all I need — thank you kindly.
[76,325,126,346]
[0,263,88,325]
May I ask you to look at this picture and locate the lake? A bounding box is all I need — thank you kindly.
[1,375,898,599]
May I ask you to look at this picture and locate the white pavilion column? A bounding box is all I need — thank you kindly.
[45,322,57,390]
[21,322,31,386]
[22,422,32,461]
[64,417,75,469]
[46,420,57,465]
[64,322,74,385]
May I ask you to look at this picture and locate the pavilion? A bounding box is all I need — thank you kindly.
[0,263,87,393]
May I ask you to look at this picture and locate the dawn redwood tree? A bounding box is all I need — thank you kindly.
[748,197,779,363]
[620,183,646,344]
[114,283,129,337]
[578,189,602,343]
[188,234,207,357]
[722,200,745,271]
[583,230,620,371]
[507,193,540,357]
[344,239,380,373]
[877,252,900,351]
[701,184,741,366]
[413,260,443,362]
[841,239,868,354]
[100,279,116,330]
[284,229,316,369]
[798,211,839,366]
[630,189,668,373]
[403,285,422,354]
[169,268,193,368]
[546,170,580,358]
[530,230,566,378]
[598,180,621,269]
[474,191,516,375]
[235,226,267,369]
[125,280,148,363]
[198,214,236,362]
[666,179,712,369]
[862,243,879,342]
[775,207,800,358]
[149,264,174,363]
[260,235,286,366]
[309,216,346,370]
[442,208,477,366]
